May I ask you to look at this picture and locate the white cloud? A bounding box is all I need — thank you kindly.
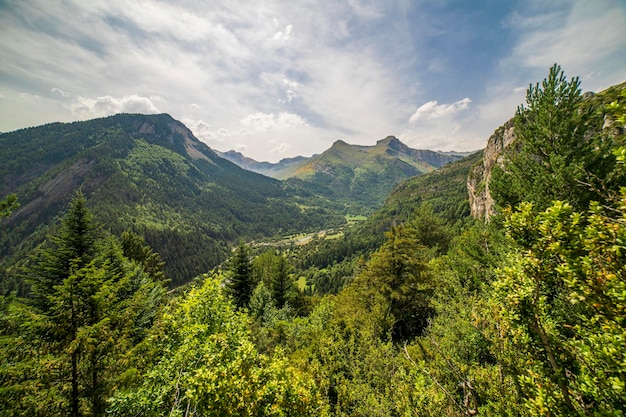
[51,87,70,97]
[503,0,626,91]
[271,143,289,155]
[273,24,293,41]
[70,94,161,119]
[234,143,247,153]
[181,118,215,140]
[240,112,308,132]
[1,0,623,161]
[409,98,472,123]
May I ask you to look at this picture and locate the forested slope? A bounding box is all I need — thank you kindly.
[0,113,344,289]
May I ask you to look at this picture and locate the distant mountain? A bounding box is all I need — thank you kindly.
[0,113,344,290]
[215,150,310,178]
[220,136,472,213]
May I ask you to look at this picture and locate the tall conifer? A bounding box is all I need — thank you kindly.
[226,242,254,309]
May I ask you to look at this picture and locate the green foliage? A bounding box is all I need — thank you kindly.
[120,230,167,283]
[225,242,255,309]
[2,69,625,416]
[347,222,436,341]
[491,65,625,212]
[109,275,322,416]
[28,191,100,311]
[0,194,19,218]
[491,64,586,209]
[251,250,302,312]
[489,196,626,415]
[0,193,166,416]
[269,255,296,309]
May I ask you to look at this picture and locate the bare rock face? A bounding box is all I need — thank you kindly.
[467,118,516,220]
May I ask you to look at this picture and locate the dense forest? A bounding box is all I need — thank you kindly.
[1,65,625,416]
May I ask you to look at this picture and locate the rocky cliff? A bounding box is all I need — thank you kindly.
[467,118,516,220]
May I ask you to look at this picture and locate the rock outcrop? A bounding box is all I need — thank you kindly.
[467,118,516,220]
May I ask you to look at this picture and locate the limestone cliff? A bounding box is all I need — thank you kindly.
[467,118,516,220]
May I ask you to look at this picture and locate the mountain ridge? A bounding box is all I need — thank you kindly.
[218,135,473,213]
[218,136,473,179]
[0,113,345,289]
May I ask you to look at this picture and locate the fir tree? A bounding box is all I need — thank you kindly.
[269,255,295,309]
[226,242,254,309]
[490,64,593,211]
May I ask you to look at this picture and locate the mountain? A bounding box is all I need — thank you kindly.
[0,113,344,289]
[220,136,471,213]
[283,136,470,213]
[215,150,310,178]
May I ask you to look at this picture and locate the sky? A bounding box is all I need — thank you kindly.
[1,0,625,163]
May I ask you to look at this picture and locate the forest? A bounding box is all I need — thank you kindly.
[0,65,625,416]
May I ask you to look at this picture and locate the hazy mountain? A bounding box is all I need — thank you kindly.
[215,150,310,178]
[0,113,344,289]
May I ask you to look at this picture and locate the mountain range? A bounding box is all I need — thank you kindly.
[217,137,468,179]
[218,136,471,212]
[0,113,472,290]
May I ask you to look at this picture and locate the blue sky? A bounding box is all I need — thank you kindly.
[1,0,625,162]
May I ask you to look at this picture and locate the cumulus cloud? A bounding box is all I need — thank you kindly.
[181,118,215,140]
[409,98,472,123]
[240,112,308,132]
[271,143,289,155]
[273,24,293,41]
[70,94,161,119]
[51,87,70,97]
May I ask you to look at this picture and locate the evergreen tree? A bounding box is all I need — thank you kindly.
[2,192,166,417]
[28,192,99,310]
[353,223,434,340]
[0,194,19,218]
[120,231,166,283]
[23,192,100,416]
[490,64,593,211]
[269,255,295,309]
[226,242,254,309]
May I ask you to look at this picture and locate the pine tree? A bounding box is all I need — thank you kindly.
[490,64,593,211]
[25,192,101,416]
[226,242,254,309]
[8,192,166,416]
[353,224,434,340]
[269,255,295,309]
[120,231,167,283]
[28,192,99,310]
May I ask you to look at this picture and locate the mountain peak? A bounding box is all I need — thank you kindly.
[331,139,349,148]
[375,136,410,153]
[375,136,401,146]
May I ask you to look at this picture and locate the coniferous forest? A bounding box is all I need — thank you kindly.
[1,66,625,416]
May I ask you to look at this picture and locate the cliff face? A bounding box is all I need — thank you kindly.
[467,118,516,220]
